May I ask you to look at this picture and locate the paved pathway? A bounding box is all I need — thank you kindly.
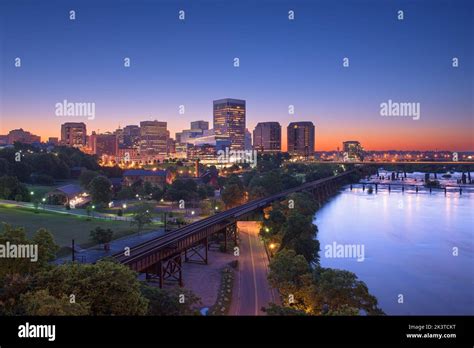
[230,221,280,315]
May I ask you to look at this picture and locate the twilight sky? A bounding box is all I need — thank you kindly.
[0,0,472,151]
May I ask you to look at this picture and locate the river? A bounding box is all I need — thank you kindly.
[315,176,474,315]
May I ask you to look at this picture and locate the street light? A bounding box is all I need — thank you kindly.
[191,210,195,215]
[30,191,34,196]
[265,227,270,233]
[122,203,127,209]
[269,243,276,250]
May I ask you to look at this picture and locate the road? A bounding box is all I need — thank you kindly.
[230,221,279,315]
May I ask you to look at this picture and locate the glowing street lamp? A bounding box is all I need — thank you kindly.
[269,243,276,250]
[265,227,270,233]
[191,210,195,215]
[30,191,34,196]
[122,203,127,209]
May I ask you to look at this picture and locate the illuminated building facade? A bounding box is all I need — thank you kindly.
[342,140,364,161]
[61,122,87,148]
[213,98,246,151]
[253,122,281,153]
[140,120,168,155]
[287,121,315,158]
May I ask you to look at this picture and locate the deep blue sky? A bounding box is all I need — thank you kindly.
[0,0,472,150]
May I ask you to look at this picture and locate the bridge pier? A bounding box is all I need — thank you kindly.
[143,254,183,288]
[160,254,183,288]
[223,223,238,252]
[184,237,208,265]
[325,184,331,197]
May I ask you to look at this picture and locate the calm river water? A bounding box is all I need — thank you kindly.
[316,184,474,315]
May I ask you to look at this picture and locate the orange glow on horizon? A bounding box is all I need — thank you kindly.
[2,116,473,152]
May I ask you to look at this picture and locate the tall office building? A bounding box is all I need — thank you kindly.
[287,122,315,157]
[213,98,246,151]
[253,122,281,153]
[190,120,209,131]
[123,125,141,148]
[61,122,87,148]
[140,120,168,155]
[90,132,118,157]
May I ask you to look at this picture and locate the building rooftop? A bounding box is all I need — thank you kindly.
[52,184,83,197]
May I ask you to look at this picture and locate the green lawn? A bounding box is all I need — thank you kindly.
[0,205,160,248]
[26,184,57,198]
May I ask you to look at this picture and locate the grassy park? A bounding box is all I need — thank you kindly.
[0,204,160,250]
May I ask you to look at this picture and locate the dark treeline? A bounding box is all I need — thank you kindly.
[0,224,201,316]
[256,166,383,316]
[0,143,99,183]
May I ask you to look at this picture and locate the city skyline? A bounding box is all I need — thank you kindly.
[3,113,474,153]
[1,0,473,151]
[0,0,473,335]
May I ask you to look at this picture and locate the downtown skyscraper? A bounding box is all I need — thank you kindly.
[60,122,87,148]
[287,121,315,157]
[213,98,246,151]
[139,120,168,155]
[253,122,281,153]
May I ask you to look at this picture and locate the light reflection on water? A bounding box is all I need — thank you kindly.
[315,186,474,315]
